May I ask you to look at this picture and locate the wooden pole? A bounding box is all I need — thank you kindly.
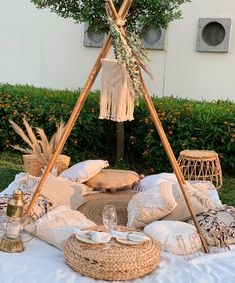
[107,0,119,19]
[139,71,209,253]
[27,0,133,214]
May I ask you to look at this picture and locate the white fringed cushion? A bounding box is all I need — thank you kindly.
[32,206,96,250]
[190,180,222,207]
[137,173,222,207]
[60,160,109,183]
[163,183,216,221]
[41,174,85,210]
[127,182,177,228]
[144,220,202,255]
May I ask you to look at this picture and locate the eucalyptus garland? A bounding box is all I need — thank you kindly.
[108,17,145,99]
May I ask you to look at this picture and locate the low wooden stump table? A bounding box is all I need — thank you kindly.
[64,226,160,281]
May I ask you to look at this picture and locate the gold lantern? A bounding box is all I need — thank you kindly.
[0,189,25,253]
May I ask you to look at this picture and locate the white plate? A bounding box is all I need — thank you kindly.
[115,238,149,245]
[75,234,109,244]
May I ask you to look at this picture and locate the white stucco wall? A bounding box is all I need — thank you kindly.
[164,0,235,101]
[0,0,234,101]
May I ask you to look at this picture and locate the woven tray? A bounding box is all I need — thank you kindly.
[78,191,136,226]
[64,226,160,281]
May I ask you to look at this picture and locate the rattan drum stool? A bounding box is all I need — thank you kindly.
[64,226,160,281]
[177,150,222,189]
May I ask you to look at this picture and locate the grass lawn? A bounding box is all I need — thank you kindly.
[0,151,234,206]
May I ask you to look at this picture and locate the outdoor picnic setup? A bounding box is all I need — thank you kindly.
[0,0,235,282]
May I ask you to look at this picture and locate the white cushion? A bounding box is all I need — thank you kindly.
[41,174,85,210]
[60,159,109,183]
[163,182,216,221]
[19,173,92,196]
[127,182,177,228]
[138,173,222,207]
[31,206,96,250]
[144,220,202,255]
[137,174,216,221]
[138,173,178,191]
[190,180,222,207]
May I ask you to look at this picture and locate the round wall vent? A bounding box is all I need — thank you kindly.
[196,18,231,53]
[141,27,162,45]
[87,30,105,44]
[202,22,226,46]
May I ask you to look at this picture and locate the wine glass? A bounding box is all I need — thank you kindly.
[102,205,117,234]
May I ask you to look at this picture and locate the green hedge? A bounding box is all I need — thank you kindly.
[0,84,234,175]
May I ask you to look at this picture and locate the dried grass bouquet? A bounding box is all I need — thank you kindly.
[9,119,66,167]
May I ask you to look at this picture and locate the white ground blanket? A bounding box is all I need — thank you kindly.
[0,174,235,283]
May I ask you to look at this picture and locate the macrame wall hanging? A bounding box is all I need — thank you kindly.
[99,58,135,122]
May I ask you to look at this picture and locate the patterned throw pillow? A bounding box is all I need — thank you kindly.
[187,205,235,248]
[0,193,55,221]
[0,196,9,216]
[24,193,55,221]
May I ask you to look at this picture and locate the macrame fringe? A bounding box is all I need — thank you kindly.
[99,58,135,122]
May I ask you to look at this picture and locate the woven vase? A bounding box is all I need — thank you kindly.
[23,154,70,177]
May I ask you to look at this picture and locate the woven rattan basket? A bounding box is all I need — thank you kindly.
[64,226,160,281]
[23,154,70,177]
[177,150,222,189]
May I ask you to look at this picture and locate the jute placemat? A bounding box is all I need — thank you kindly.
[64,226,160,281]
[77,191,136,226]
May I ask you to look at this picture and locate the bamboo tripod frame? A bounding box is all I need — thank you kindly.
[27,0,209,253]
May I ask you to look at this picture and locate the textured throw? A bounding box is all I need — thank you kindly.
[187,205,235,249]
[99,58,135,122]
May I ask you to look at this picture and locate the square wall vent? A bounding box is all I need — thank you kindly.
[83,23,106,47]
[196,18,232,53]
[140,26,166,50]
